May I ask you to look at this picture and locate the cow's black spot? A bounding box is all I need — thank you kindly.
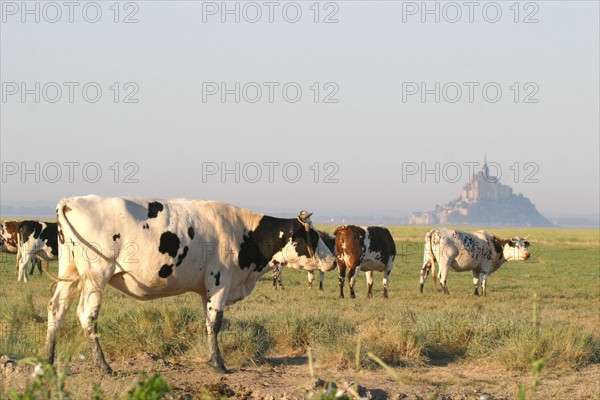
[19,221,43,244]
[159,264,173,278]
[214,271,221,286]
[176,246,189,266]
[493,238,503,257]
[148,202,164,218]
[188,227,195,240]
[238,230,268,271]
[113,233,121,241]
[39,222,58,257]
[365,226,396,265]
[159,231,180,258]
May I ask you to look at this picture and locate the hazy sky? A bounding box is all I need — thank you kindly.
[1,1,598,218]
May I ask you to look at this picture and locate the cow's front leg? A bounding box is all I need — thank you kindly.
[348,266,359,299]
[382,257,393,299]
[338,263,346,298]
[272,267,283,290]
[29,258,36,276]
[480,271,489,297]
[203,286,229,373]
[472,270,481,296]
[307,270,314,290]
[319,271,324,291]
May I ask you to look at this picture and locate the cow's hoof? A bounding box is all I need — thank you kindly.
[97,363,114,376]
[207,362,230,374]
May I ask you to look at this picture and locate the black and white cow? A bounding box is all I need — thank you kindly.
[419,228,530,296]
[17,221,58,283]
[1,220,42,276]
[272,230,336,290]
[334,225,396,299]
[46,195,336,374]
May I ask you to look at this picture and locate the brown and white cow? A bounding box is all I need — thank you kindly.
[1,220,42,277]
[334,225,396,299]
[46,196,336,374]
[419,228,530,296]
[1,221,20,254]
[17,221,58,283]
[272,230,336,290]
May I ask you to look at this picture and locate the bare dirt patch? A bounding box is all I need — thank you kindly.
[1,353,599,399]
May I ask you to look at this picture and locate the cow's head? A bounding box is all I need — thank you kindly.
[276,211,336,273]
[502,236,531,261]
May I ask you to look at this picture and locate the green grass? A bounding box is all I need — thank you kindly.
[1,226,598,381]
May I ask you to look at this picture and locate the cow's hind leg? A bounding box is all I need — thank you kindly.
[338,263,346,299]
[45,263,79,365]
[419,261,431,293]
[76,271,113,374]
[366,271,374,298]
[348,266,359,299]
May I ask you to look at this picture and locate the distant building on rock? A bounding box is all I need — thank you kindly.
[461,161,513,203]
[409,159,552,227]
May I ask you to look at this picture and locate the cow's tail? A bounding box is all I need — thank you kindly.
[53,198,111,289]
[37,200,84,286]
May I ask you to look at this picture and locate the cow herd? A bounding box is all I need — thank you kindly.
[0,195,531,373]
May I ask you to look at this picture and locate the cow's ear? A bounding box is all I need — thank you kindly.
[524,241,530,248]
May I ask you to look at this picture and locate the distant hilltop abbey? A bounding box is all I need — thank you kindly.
[409,159,553,226]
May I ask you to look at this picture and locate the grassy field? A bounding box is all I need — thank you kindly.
[0,226,598,398]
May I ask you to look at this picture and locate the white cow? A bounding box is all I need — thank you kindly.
[419,228,530,296]
[46,195,336,373]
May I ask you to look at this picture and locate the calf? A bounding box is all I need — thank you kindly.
[272,230,336,290]
[334,225,396,299]
[419,228,530,296]
[17,221,58,283]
